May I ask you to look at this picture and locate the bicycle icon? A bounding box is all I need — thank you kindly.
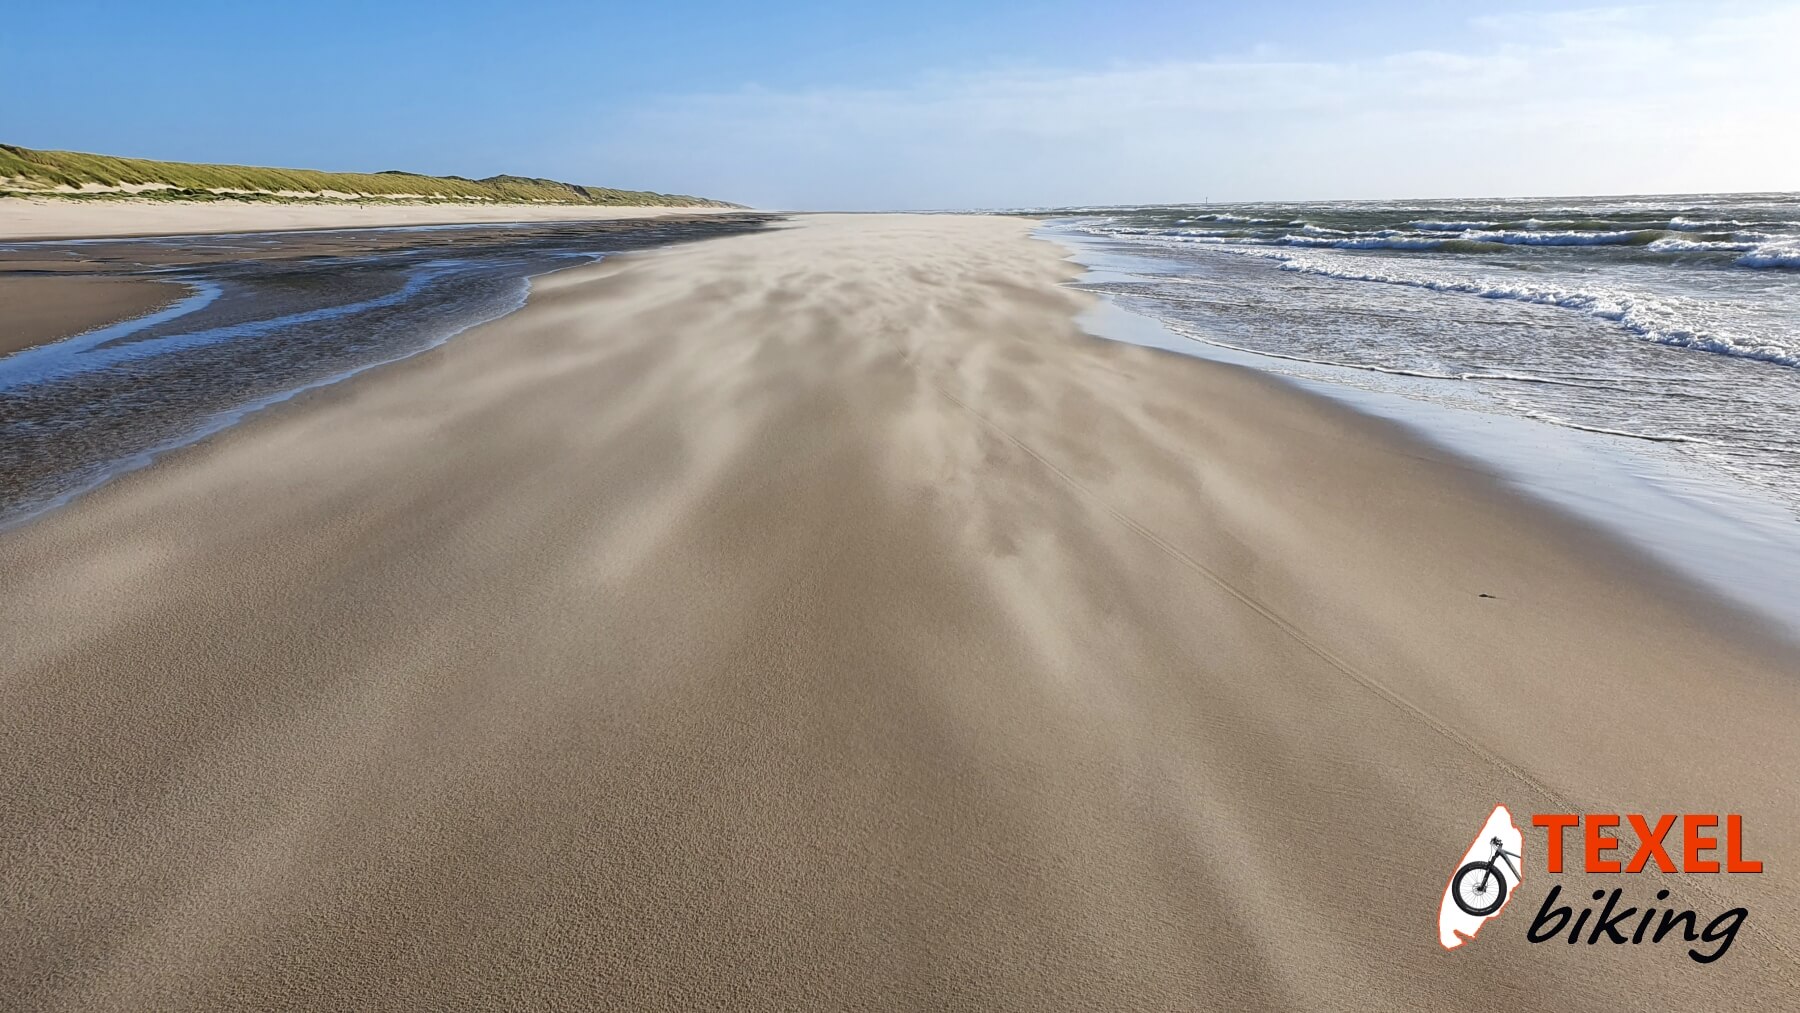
[1451,836,1522,916]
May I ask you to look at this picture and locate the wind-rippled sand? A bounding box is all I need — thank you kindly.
[2,215,1796,1010]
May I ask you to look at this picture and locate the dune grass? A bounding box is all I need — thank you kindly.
[0,144,738,208]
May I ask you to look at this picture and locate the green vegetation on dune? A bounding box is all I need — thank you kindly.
[0,144,740,208]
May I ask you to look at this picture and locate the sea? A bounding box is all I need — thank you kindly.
[1042,193,1800,633]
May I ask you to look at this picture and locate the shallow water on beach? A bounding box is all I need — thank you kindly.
[0,216,771,527]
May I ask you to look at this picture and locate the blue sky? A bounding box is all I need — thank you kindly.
[6,1,1795,208]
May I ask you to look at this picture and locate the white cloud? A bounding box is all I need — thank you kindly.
[586,3,1800,209]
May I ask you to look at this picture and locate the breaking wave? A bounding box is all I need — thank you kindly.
[1737,241,1800,269]
[1188,213,1283,224]
[1462,229,1665,247]
[1243,250,1800,368]
[1648,236,1759,253]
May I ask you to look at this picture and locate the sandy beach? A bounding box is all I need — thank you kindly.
[0,197,746,242]
[2,214,1797,1010]
[0,276,184,356]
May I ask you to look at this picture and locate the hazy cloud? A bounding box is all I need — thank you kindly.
[586,3,1800,209]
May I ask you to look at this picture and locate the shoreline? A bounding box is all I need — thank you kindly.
[0,250,640,536]
[3,215,1795,1009]
[1052,229,1800,640]
[0,195,756,241]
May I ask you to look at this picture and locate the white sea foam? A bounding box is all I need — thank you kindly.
[1669,216,1735,230]
[1647,236,1758,253]
[1462,228,1659,247]
[1275,234,1454,251]
[1664,216,1792,231]
[1737,240,1800,269]
[1088,214,1800,278]
[1241,249,1800,367]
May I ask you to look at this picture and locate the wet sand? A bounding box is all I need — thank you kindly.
[0,214,773,526]
[1,215,1796,1010]
[0,275,183,356]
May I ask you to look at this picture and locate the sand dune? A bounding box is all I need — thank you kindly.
[2,215,1796,1010]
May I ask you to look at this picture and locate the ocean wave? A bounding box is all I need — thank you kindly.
[1458,371,1622,389]
[1647,236,1759,253]
[1516,218,1640,232]
[1190,213,1282,224]
[1737,241,1800,269]
[1274,234,1448,251]
[1087,212,1800,271]
[1097,225,1248,240]
[1463,228,1665,247]
[1242,250,1800,367]
[1268,234,1515,253]
[1669,216,1754,231]
[1108,227,1508,254]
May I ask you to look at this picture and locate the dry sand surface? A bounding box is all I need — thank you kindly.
[0,275,184,356]
[0,196,744,241]
[2,215,1796,1010]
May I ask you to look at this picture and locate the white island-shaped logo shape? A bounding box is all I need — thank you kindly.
[1439,805,1524,949]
